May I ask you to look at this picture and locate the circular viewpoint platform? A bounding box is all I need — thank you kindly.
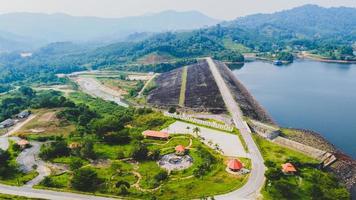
[158,153,193,171]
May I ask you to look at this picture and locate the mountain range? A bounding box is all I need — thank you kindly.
[0,10,220,52]
[228,4,356,40]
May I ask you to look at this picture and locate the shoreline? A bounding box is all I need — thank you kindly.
[297,52,356,64]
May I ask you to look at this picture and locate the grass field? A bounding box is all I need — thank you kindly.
[253,134,350,200]
[14,109,75,140]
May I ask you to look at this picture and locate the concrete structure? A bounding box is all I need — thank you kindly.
[163,121,248,158]
[248,120,280,139]
[164,112,234,132]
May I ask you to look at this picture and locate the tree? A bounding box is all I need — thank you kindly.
[69,157,84,171]
[117,184,129,195]
[168,107,176,114]
[154,170,168,182]
[0,149,10,166]
[71,168,99,191]
[131,142,149,160]
[103,129,130,145]
[19,86,35,98]
[80,140,96,159]
[39,140,70,160]
[265,167,282,181]
[193,127,200,137]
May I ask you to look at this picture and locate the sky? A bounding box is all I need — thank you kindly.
[0,0,355,20]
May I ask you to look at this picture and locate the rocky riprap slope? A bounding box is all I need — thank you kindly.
[147,67,182,107]
[214,60,274,124]
[147,60,226,113]
[184,61,226,113]
[282,128,355,193]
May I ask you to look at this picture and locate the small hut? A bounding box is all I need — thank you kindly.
[281,163,297,175]
[228,159,243,172]
[175,145,186,155]
[68,142,82,149]
[17,140,30,149]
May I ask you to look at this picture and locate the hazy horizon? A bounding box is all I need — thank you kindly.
[0,0,355,20]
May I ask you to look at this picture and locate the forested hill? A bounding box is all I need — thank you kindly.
[1,5,356,86]
[228,5,356,40]
[0,10,219,46]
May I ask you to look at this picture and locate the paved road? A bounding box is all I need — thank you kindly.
[16,141,52,187]
[74,77,128,107]
[0,184,115,200]
[206,57,265,200]
[137,73,158,98]
[163,121,248,158]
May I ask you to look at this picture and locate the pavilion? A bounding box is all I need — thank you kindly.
[17,139,30,149]
[281,163,297,175]
[227,159,243,172]
[142,130,169,140]
[175,145,186,155]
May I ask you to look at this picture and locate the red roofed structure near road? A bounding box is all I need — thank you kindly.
[228,159,243,172]
[281,163,297,174]
[17,139,30,149]
[143,130,169,140]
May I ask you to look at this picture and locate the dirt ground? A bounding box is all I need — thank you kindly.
[38,112,56,122]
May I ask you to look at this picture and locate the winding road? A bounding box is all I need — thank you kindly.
[0,60,266,199]
[206,57,265,200]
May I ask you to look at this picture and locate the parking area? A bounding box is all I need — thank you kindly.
[162,121,248,158]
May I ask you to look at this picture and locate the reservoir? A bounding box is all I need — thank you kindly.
[233,60,356,158]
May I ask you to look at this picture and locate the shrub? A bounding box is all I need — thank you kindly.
[71,168,100,191]
[154,170,168,182]
[69,157,84,171]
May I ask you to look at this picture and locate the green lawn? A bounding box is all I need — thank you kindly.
[253,134,350,200]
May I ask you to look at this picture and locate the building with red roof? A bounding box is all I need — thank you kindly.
[17,139,30,149]
[142,130,169,140]
[228,159,243,172]
[175,145,186,155]
[281,163,297,174]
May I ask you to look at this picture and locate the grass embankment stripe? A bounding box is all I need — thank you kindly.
[179,66,188,107]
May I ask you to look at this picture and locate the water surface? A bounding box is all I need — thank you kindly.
[233,60,356,158]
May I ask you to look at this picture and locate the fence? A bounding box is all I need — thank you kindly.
[164,112,234,132]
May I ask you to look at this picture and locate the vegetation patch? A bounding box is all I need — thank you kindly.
[253,135,350,200]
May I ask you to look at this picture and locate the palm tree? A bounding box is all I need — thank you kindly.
[193,127,200,137]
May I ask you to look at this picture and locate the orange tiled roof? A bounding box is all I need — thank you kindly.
[175,145,185,152]
[17,140,29,146]
[143,130,169,138]
[228,159,243,170]
[282,163,297,172]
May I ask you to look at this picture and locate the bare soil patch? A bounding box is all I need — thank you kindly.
[38,112,57,122]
